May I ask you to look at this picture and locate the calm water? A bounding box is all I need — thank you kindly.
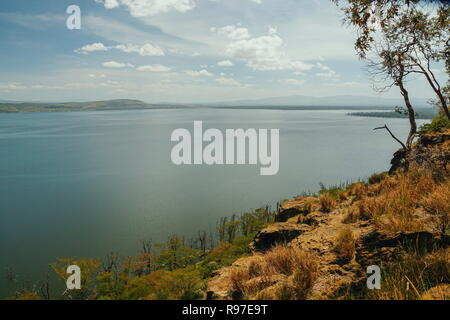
[0,109,424,295]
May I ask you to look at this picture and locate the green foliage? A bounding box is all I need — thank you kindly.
[24,207,275,300]
[319,182,348,200]
[154,235,203,271]
[419,113,450,136]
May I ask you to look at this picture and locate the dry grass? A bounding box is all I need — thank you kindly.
[342,207,361,224]
[368,248,449,300]
[345,167,449,233]
[368,172,388,185]
[421,182,450,234]
[319,193,336,213]
[228,245,318,300]
[334,226,355,261]
[345,182,367,201]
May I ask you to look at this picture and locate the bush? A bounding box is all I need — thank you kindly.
[334,226,355,261]
[419,113,450,136]
[228,245,318,300]
[319,193,336,213]
[368,172,388,185]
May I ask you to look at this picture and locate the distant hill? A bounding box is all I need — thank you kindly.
[210,95,430,109]
[0,99,24,103]
[0,99,198,113]
[0,95,434,113]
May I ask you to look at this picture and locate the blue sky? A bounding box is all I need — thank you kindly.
[0,0,445,103]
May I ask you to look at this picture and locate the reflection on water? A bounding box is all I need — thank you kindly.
[0,108,425,295]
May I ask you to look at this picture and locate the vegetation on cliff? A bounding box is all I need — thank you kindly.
[207,126,449,300]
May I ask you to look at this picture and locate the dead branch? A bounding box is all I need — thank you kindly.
[374,124,408,150]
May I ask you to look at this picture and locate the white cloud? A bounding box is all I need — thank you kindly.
[185,69,214,77]
[211,25,251,41]
[115,43,165,56]
[95,0,196,17]
[0,82,25,90]
[315,63,339,79]
[214,25,314,72]
[75,42,109,54]
[75,42,164,56]
[99,0,120,9]
[137,64,172,72]
[102,61,135,68]
[217,60,234,67]
[215,77,240,86]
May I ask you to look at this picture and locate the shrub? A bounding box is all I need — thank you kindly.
[342,207,360,224]
[319,193,336,213]
[368,172,388,185]
[334,226,355,261]
[419,113,450,136]
[228,246,318,300]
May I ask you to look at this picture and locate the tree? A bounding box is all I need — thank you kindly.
[334,0,449,150]
[368,39,418,149]
[334,1,449,119]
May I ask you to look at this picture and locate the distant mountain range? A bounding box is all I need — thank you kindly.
[209,95,431,108]
[0,95,433,113]
[0,99,196,113]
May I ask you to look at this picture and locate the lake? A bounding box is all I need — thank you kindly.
[0,108,425,296]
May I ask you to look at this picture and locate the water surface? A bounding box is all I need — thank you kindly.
[0,108,424,296]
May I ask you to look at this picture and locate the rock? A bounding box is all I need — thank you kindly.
[249,223,312,252]
[356,230,450,266]
[389,149,409,175]
[206,255,263,300]
[419,133,450,147]
[276,197,319,222]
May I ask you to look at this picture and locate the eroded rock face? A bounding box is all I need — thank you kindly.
[249,223,312,252]
[356,230,450,266]
[419,132,450,146]
[276,197,319,222]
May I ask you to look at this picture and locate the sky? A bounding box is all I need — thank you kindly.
[0,0,445,103]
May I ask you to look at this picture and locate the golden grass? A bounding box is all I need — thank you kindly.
[319,193,336,213]
[343,166,449,233]
[421,183,450,234]
[368,248,449,300]
[228,245,318,300]
[334,226,355,261]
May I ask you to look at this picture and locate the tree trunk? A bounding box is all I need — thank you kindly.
[397,68,417,149]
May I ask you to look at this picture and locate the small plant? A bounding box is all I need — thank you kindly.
[368,172,388,185]
[342,207,360,224]
[290,259,318,299]
[334,226,355,261]
[418,113,450,137]
[228,245,318,299]
[319,193,336,213]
